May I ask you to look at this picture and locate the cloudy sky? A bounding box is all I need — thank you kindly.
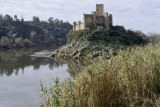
[0,0,160,34]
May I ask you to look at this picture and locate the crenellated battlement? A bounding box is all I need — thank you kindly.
[73,4,113,30]
[73,21,84,24]
[96,15,104,17]
[96,4,104,6]
[84,14,93,16]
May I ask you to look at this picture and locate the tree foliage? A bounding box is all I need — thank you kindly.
[67,26,149,46]
[0,14,73,49]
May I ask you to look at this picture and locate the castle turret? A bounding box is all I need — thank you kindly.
[91,11,97,27]
[78,21,81,30]
[96,4,104,16]
[73,22,77,30]
[83,14,86,29]
[109,14,113,26]
[104,12,109,28]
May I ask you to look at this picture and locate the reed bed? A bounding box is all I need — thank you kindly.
[40,44,160,107]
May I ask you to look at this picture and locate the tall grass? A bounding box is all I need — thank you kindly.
[40,44,160,107]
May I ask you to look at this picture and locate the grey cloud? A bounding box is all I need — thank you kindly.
[0,0,160,33]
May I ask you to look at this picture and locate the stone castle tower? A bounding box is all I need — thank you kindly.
[73,4,113,30]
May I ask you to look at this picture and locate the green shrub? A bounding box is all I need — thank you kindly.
[67,26,148,46]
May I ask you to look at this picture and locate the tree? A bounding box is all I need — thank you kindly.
[0,13,73,49]
[14,15,18,21]
[48,17,54,24]
[0,14,3,22]
[55,19,59,26]
[21,16,24,22]
[0,37,11,47]
[59,20,63,27]
[4,14,13,23]
[15,37,25,47]
[32,16,40,24]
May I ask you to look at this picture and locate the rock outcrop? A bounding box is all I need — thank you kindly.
[50,26,148,60]
[50,40,123,60]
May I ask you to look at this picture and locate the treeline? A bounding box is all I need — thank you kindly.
[0,14,72,49]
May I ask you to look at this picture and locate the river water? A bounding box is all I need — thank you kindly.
[0,48,72,107]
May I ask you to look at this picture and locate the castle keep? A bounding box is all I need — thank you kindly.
[73,4,113,30]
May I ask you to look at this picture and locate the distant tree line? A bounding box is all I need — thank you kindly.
[148,33,160,43]
[0,14,72,49]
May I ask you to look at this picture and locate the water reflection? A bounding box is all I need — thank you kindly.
[0,48,70,107]
[0,48,86,107]
[54,58,87,77]
[0,48,65,76]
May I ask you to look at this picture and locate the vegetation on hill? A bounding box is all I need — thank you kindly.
[67,26,149,45]
[0,14,72,49]
[41,44,160,107]
[51,26,149,60]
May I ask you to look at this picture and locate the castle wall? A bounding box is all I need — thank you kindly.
[73,4,113,30]
[103,12,108,17]
[109,14,113,26]
[74,22,84,30]
[73,22,76,30]
[75,24,79,30]
[80,23,84,29]
[96,16,105,26]
[105,17,110,29]
[84,14,94,27]
[103,12,109,28]
[93,12,97,27]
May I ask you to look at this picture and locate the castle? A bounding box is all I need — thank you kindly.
[73,4,113,30]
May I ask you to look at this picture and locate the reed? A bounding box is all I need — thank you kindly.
[40,43,160,107]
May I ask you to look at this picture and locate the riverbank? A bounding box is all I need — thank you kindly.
[41,43,160,106]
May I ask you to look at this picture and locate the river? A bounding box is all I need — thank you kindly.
[0,48,72,107]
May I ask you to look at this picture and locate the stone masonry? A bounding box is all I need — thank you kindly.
[73,4,113,30]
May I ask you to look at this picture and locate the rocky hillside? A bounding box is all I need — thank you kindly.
[0,14,72,49]
[50,26,149,60]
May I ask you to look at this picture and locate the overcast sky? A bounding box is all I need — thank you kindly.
[0,0,160,34]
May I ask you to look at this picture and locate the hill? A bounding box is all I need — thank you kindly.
[50,26,149,60]
[0,14,72,49]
